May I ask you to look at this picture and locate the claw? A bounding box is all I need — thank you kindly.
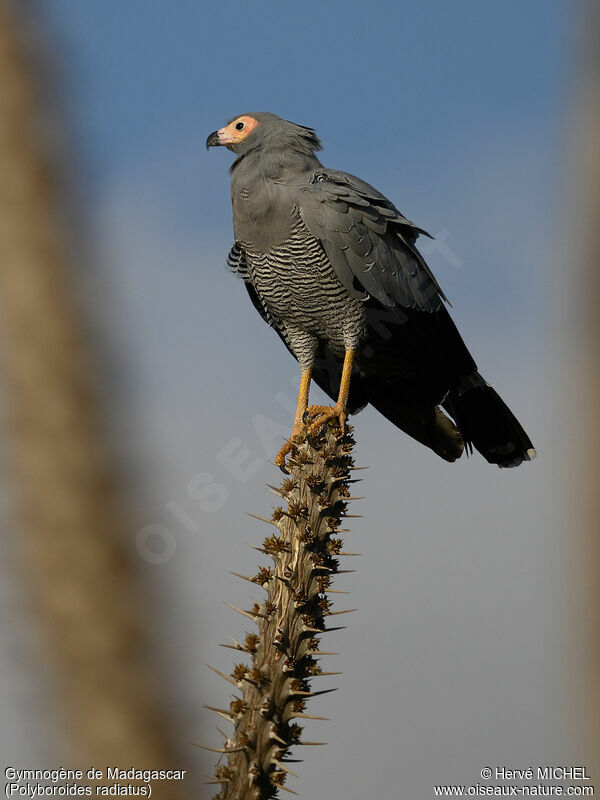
[275,428,306,472]
[275,439,295,472]
[276,355,351,469]
[276,405,346,470]
[306,403,347,437]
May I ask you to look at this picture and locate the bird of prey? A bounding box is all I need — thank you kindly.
[207,112,535,469]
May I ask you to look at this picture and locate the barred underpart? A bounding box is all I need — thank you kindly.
[242,213,368,366]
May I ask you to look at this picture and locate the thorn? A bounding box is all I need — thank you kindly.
[203,779,227,785]
[191,743,246,753]
[352,466,369,470]
[205,664,237,686]
[219,636,244,650]
[292,713,330,720]
[343,515,363,519]
[313,671,342,677]
[230,571,258,585]
[246,512,278,526]
[338,552,362,556]
[266,484,285,497]
[325,589,349,594]
[248,543,267,553]
[294,688,338,698]
[336,569,355,574]
[322,626,346,633]
[225,602,264,621]
[277,785,300,796]
[203,705,234,722]
[325,608,358,616]
[273,761,300,778]
[296,741,327,746]
[345,496,365,501]
[307,651,339,656]
[216,726,228,739]
[280,758,304,763]
[269,732,288,745]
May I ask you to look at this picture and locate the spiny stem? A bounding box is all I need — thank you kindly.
[208,426,357,799]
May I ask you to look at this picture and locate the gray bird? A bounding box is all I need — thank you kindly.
[207,112,535,469]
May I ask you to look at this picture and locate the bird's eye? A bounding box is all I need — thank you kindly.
[235,121,245,131]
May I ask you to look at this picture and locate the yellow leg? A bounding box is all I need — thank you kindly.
[275,366,312,468]
[306,349,355,437]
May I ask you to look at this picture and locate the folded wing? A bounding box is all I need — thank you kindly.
[298,169,446,312]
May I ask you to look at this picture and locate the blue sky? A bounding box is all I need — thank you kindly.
[1,2,579,796]
[45,0,569,183]
[43,0,572,330]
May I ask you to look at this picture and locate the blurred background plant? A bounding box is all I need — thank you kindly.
[0,0,598,796]
[0,2,191,791]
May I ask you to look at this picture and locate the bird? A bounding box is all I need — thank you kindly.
[206,112,535,470]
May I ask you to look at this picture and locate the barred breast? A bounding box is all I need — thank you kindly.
[242,212,368,360]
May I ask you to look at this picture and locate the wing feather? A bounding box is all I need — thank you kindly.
[298,169,446,311]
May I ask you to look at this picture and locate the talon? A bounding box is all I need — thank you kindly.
[306,404,347,437]
[306,404,332,419]
[275,441,293,471]
[275,429,305,471]
[275,352,353,469]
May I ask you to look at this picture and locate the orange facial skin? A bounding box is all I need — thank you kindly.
[216,115,259,146]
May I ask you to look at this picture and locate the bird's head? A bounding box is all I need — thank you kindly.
[206,114,260,152]
[206,112,322,159]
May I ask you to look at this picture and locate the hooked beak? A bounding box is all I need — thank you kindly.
[205,130,222,150]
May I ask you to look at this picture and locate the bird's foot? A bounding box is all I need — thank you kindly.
[305,403,347,437]
[275,425,306,472]
[275,404,347,471]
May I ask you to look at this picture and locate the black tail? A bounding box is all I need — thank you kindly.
[443,372,536,468]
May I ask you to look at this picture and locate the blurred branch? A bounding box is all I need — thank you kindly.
[0,1,188,786]
[570,0,600,775]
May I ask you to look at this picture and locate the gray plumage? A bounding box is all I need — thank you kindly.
[233,209,367,369]
[208,112,535,467]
